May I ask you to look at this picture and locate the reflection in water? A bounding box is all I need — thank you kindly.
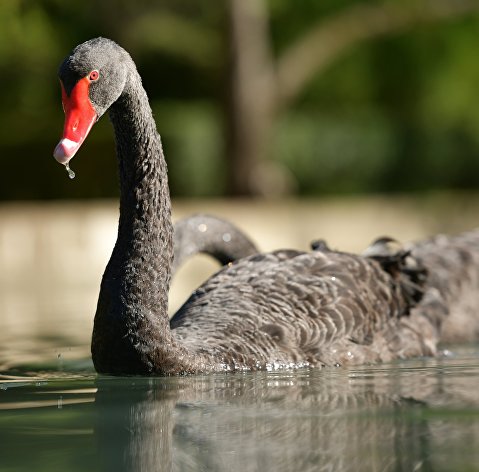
[92,353,479,472]
[0,353,478,471]
[95,379,177,472]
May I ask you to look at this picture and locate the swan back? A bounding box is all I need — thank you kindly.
[171,248,423,369]
[410,229,479,343]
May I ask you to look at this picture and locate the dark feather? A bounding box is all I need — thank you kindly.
[55,38,479,377]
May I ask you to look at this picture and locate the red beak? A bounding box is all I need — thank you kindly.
[53,77,97,164]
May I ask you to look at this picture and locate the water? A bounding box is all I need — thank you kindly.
[65,163,75,179]
[1,346,478,472]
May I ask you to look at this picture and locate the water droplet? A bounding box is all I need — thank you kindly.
[440,349,454,358]
[198,223,207,233]
[65,162,75,179]
[222,232,232,242]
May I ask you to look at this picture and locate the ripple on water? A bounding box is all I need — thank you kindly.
[0,347,478,472]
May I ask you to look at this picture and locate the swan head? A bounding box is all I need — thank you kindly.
[53,37,130,164]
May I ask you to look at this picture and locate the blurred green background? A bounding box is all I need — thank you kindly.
[1,0,479,200]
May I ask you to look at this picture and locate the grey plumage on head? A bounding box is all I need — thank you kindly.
[59,37,133,118]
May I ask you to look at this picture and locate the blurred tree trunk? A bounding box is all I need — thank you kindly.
[224,0,275,196]
[224,0,479,196]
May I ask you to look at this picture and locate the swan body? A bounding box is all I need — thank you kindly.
[361,232,479,345]
[174,218,479,344]
[409,230,479,343]
[53,38,475,376]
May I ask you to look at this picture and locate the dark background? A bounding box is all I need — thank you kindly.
[1,0,479,200]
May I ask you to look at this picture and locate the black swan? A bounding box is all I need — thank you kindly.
[53,38,476,375]
[348,234,479,344]
[172,214,258,274]
[174,217,479,344]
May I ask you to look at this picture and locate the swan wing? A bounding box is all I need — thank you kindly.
[171,249,411,368]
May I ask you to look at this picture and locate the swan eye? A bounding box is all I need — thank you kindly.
[89,70,100,82]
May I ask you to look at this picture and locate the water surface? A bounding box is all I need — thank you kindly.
[1,347,478,472]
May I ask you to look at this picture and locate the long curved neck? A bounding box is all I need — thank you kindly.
[172,215,258,274]
[92,68,178,374]
[110,70,173,316]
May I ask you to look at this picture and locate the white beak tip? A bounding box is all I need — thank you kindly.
[53,138,80,164]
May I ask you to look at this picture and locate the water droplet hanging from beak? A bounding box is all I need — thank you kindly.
[65,162,75,179]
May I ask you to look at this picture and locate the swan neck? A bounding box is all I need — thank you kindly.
[111,71,172,311]
[92,69,179,374]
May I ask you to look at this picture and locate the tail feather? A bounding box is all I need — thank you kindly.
[362,237,428,314]
[410,229,479,343]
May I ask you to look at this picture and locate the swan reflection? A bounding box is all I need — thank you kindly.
[94,356,479,472]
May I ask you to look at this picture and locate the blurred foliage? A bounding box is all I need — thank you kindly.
[0,0,478,199]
